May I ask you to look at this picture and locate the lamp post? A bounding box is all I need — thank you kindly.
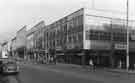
[126,0,129,70]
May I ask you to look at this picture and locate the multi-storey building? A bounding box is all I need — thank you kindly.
[33,21,45,62]
[11,37,16,57]
[15,26,27,59]
[43,8,135,69]
[26,29,35,60]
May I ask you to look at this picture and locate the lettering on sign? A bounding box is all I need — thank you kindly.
[115,44,127,50]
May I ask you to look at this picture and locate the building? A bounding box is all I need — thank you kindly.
[43,8,135,69]
[28,21,45,62]
[1,41,9,58]
[26,29,35,60]
[26,21,45,62]
[11,37,16,57]
[15,26,27,59]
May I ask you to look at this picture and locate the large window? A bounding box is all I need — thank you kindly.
[99,31,111,41]
[89,30,99,40]
[86,30,110,41]
[113,32,126,42]
[86,29,126,42]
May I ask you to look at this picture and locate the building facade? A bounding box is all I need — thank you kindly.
[1,41,8,58]
[15,26,27,59]
[26,30,35,61]
[11,37,16,57]
[42,8,135,69]
[32,21,45,63]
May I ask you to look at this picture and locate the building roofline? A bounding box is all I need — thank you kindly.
[46,8,84,26]
[45,7,135,30]
[17,25,27,34]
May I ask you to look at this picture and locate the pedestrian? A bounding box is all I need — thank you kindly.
[89,58,96,72]
[89,59,93,71]
[50,56,53,64]
[93,58,96,71]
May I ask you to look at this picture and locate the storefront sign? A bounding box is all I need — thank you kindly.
[115,44,127,50]
[56,46,62,51]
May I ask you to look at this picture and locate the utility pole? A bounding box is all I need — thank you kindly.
[126,0,129,70]
[110,19,115,68]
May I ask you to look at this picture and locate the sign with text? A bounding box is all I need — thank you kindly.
[115,43,127,50]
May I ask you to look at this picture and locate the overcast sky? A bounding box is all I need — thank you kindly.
[0,0,134,42]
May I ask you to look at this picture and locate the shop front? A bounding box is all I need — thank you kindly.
[129,42,135,69]
[64,49,83,65]
[114,43,127,69]
[84,40,111,67]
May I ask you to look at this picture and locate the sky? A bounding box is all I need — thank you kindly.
[0,0,134,43]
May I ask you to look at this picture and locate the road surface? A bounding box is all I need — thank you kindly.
[0,63,135,83]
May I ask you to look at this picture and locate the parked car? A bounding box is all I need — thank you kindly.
[1,61,19,74]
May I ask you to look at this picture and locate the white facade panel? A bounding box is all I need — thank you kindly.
[84,8,126,20]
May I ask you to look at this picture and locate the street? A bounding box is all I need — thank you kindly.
[0,63,135,83]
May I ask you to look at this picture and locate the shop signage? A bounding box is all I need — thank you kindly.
[115,44,127,50]
[56,46,62,51]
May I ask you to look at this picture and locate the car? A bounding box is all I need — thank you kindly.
[1,61,19,74]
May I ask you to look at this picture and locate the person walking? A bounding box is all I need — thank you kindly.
[89,59,93,71]
[89,58,96,72]
[93,58,96,71]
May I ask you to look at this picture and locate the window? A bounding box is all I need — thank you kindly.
[78,15,83,26]
[86,30,89,40]
[89,30,99,40]
[113,32,126,42]
[86,30,112,41]
[99,31,111,41]
[78,32,83,42]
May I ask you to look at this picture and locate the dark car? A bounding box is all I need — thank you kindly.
[1,61,19,74]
